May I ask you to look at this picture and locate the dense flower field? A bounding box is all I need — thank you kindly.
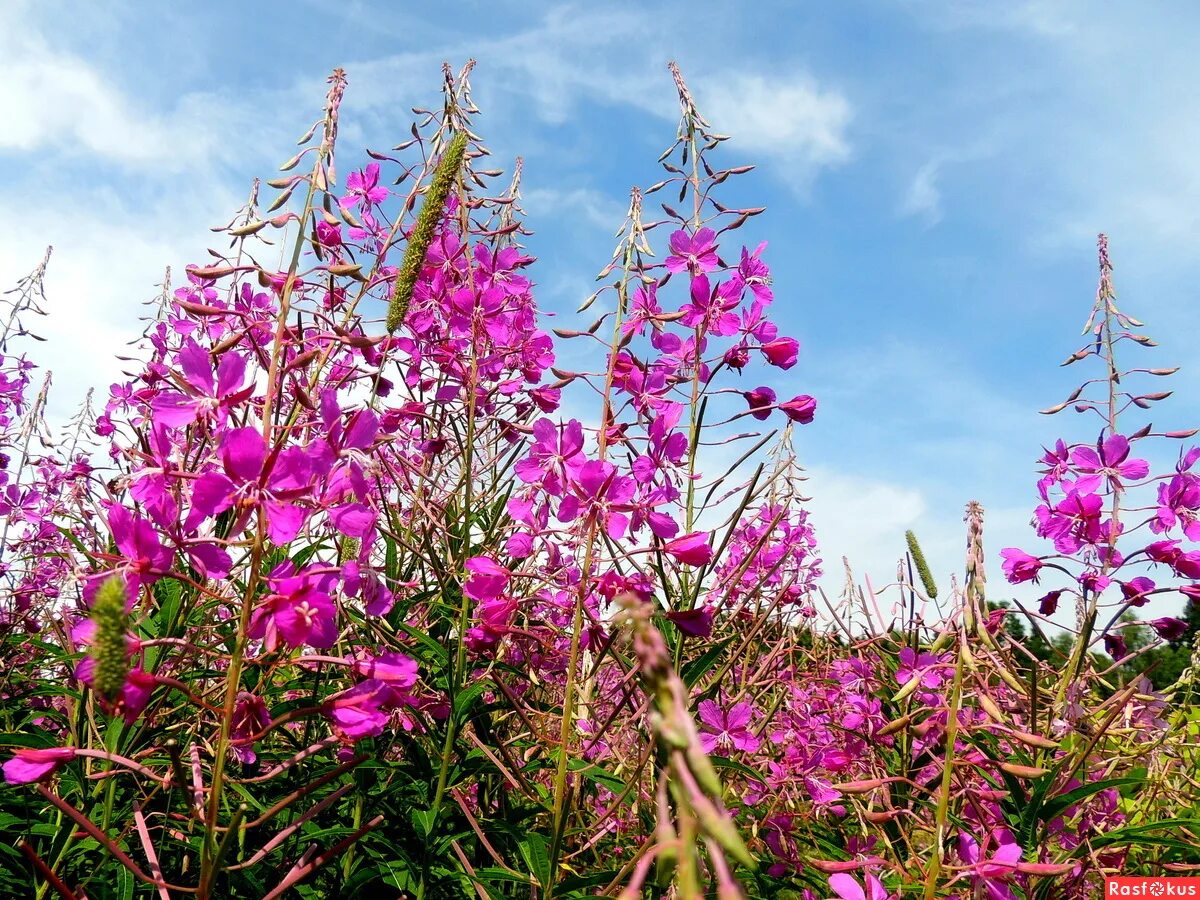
[2,63,1198,899]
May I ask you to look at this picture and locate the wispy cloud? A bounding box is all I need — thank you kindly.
[694,72,853,187]
[899,160,943,224]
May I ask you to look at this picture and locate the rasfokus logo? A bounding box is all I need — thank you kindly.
[1107,878,1200,897]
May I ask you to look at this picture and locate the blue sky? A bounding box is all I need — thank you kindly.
[3,0,1198,622]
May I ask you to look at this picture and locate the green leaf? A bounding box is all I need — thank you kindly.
[519,832,551,888]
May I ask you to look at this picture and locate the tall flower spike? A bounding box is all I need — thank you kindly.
[906,529,938,599]
[90,575,130,701]
[386,130,469,332]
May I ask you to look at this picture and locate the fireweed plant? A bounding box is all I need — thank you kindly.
[0,61,1198,899]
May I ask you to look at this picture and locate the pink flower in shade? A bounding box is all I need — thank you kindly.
[896,647,950,690]
[780,394,817,424]
[665,227,719,275]
[665,606,714,638]
[1149,617,1189,641]
[697,699,761,754]
[1119,576,1155,607]
[352,652,419,692]
[742,386,777,421]
[956,832,1023,900]
[327,679,393,740]
[230,692,272,764]
[111,669,157,723]
[1070,434,1150,492]
[1037,590,1062,615]
[3,747,76,785]
[466,596,519,652]
[761,337,799,369]
[249,566,339,651]
[999,548,1043,584]
[828,872,892,900]
[340,162,388,210]
[662,531,714,567]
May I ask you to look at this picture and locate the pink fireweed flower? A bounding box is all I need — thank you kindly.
[3,747,76,785]
[105,504,175,594]
[327,679,393,740]
[999,548,1043,584]
[761,337,799,370]
[514,418,585,496]
[1149,616,1188,641]
[697,699,761,754]
[896,647,950,691]
[230,692,272,764]
[1070,433,1150,492]
[185,426,320,544]
[248,566,339,651]
[828,872,892,900]
[463,556,510,602]
[956,831,1023,900]
[557,460,636,540]
[352,652,419,691]
[662,531,714,566]
[150,339,251,429]
[340,162,388,210]
[780,394,817,424]
[743,386,777,421]
[1152,472,1200,539]
[665,227,719,274]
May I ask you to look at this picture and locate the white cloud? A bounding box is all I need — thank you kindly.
[521,187,628,233]
[696,73,853,186]
[900,160,943,224]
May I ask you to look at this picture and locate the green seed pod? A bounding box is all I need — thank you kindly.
[905,529,938,599]
[386,131,469,332]
[90,575,130,701]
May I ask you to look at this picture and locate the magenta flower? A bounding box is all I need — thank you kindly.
[3,747,76,785]
[828,872,891,900]
[463,556,510,602]
[185,426,317,544]
[107,504,175,594]
[558,460,636,540]
[1070,434,1149,491]
[780,394,817,424]
[327,679,393,740]
[1149,617,1188,641]
[743,386,777,421]
[515,418,585,495]
[957,831,1023,900]
[340,162,388,210]
[999,548,1043,584]
[697,699,761,754]
[249,566,338,650]
[230,692,272,764]
[665,227,719,274]
[1153,472,1200,539]
[662,531,714,566]
[151,340,251,428]
[761,337,799,370]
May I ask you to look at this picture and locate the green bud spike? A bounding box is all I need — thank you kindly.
[90,575,130,701]
[386,131,469,333]
[905,529,938,599]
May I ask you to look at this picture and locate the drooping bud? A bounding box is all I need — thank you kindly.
[386,131,469,332]
[90,576,130,701]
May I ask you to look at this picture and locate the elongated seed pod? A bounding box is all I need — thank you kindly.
[386,131,469,332]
